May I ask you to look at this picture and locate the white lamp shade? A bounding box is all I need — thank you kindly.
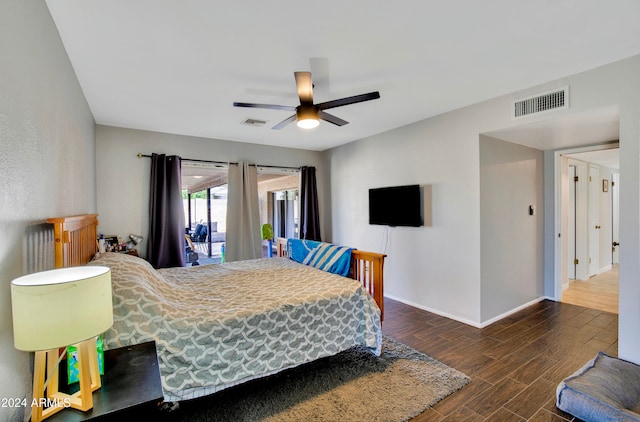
[11,266,113,351]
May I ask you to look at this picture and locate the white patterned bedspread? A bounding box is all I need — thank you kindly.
[90,252,382,401]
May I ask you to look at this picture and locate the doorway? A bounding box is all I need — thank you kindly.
[272,189,299,239]
[481,106,621,314]
[557,146,620,313]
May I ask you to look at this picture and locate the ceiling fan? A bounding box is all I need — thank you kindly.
[233,71,380,130]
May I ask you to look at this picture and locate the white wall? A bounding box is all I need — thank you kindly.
[328,53,640,355]
[480,136,544,322]
[617,104,640,364]
[0,2,96,421]
[326,93,552,326]
[326,105,493,325]
[96,125,327,258]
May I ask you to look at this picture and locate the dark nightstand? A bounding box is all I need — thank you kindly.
[47,341,164,421]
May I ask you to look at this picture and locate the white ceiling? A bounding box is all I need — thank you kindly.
[45,0,640,151]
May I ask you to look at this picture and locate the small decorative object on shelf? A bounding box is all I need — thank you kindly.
[97,234,143,254]
[98,235,106,254]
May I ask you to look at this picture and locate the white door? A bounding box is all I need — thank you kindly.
[567,165,577,279]
[588,165,600,276]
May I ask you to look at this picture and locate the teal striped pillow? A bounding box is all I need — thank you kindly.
[302,243,352,277]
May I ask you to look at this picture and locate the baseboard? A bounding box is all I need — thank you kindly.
[599,264,612,274]
[385,294,484,328]
[478,297,547,328]
[384,294,547,329]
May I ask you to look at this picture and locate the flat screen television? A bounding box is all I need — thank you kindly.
[369,184,422,227]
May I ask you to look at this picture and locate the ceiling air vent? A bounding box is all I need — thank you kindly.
[242,118,267,127]
[512,86,568,119]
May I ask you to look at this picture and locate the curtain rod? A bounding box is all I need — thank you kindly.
[136,153,301,171]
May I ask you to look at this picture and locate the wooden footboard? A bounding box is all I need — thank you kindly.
[47,214,99,268]
[276,238,386,320]
[350,250,386,321]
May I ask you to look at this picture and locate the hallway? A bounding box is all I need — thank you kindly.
[561,265,618,314]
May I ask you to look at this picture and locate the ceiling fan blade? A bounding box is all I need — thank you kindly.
[319,110,348,126]
[316,91,380,110]
[294,71,314,104]
[233,102,296,111]
[272,114,297,130]
[309,57,330,95]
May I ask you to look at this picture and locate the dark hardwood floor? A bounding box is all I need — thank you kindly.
[382,297,618,421]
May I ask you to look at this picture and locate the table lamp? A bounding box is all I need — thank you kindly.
[11,266,113,422]
[125,234,143,250]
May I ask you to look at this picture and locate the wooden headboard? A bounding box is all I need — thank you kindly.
[276,238,386,320]
[47,214,99,268]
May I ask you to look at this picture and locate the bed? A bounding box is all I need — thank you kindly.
[48,214,385,402]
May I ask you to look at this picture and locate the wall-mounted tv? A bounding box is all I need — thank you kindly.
[369,184,422,227]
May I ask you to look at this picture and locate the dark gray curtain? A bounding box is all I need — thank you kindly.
[300,166,321,241]
[148,153,186,268]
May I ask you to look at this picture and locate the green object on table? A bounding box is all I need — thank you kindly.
[261,224,274,240]
[67,335,104,384]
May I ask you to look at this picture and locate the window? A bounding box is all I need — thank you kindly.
[182,162,300,260]
[257,173,300,243]
[182,163,228,262]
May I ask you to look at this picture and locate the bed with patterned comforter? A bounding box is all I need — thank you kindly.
[90,252,382,401]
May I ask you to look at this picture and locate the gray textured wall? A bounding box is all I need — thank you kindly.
[0,2,96,420]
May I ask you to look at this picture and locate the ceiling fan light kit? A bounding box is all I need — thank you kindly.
[233,71,380,130]
[296,106,320,129]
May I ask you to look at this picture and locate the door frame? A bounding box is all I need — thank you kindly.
[566,158,588,282]
[588,164,600,277]
[612,171,620,264]
[567,164,577,281]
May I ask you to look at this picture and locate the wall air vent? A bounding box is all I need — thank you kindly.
[242,118,267,127]
[512,86,568,119]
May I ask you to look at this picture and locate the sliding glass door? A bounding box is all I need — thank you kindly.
[273,189,298,239]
